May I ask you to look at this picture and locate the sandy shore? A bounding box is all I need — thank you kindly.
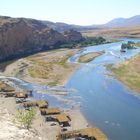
[0,96,43,140]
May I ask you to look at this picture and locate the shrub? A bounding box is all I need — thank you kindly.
[16,108,36,129]
[121,42,135,50]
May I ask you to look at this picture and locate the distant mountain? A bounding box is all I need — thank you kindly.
[50,15,140,31]
[104,15,140,28]
[41,21,99,32]
[83,15,140,38]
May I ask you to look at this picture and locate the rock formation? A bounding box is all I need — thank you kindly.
[63,29,83,42]
[0,16,83,61]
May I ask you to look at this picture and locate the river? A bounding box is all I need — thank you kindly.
[0,39,140,140]
[66,39,140,140]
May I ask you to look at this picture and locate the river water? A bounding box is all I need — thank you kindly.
[0,39,140,140]
[66,39,140,140]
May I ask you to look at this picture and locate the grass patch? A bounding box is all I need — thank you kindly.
[113,65,128,77]
[48,81,59,86]
[27,49,77,86]
[28,55,71,79]
[15,107,36,129]
[57,55,72,68]
[135,42,140,47]
[28,66,49,79]
[110,55,140,92]
[106,64,113,70]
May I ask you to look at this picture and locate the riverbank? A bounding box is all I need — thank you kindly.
[109,53,140,93]
[0,48,105,86]
[0,48,80,86]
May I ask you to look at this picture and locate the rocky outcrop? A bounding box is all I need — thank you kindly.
[0,19,35,61]
[0,16,83,61]
[63,29,84,42]
[34,28,65,48]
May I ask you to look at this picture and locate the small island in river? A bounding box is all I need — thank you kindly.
[78,52,104,63]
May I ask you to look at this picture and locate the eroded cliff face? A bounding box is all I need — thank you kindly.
[63,29,83,42]
[0,16,83,61]
[34,28,66,49]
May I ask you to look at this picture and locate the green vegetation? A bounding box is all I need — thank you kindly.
[121,41,136,50]
[27,49,78,86]
[57,55,72,68]
[28,65,49,79]
[28,54,71,80]
[48,81,59,86]
[106,64,113,70]
[113,64,128,77]
[80,37,106,47]
[135,42,140,47]
[59,37,107,48]
[16,108,36,129]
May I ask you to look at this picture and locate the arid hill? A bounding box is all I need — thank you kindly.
[82,15,140,38]
[104,15,140,28]
[0,16,83,61]
[82,26,140,38]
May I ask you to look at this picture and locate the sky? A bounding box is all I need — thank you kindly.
[0,0,140,25]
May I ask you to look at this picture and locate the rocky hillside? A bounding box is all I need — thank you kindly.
[0,16,83,62]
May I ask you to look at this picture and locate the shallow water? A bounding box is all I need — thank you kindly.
[66,39,140,140]
[0,76,79,109]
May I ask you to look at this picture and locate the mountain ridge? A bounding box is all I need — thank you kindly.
[104,15,140,28]
[0,16,83,62]
[1,15,140,31]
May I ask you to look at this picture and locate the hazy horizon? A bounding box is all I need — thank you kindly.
[0,0,140,25]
